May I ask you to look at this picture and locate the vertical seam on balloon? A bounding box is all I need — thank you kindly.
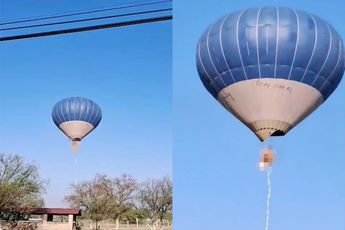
[236,9,248,80]
[274,7,279,78]
[246,27,250,56]
[89,103,96,124]
[198,43,220,92]
[66,99,71,121]
[220,15,236,83]
[52,107,56,124]
[55,103,62,124]
[52,105,59,124]
[300,14,318,83]
[266,26,269,55]
[320,39,342,90]
[95,106,101,126]
[99,107,102,125]
[60,101,66,123]
[207,22,226,87]
[312,23,333,86]
[52,107,58,124]
[328,39,343,83]
[95,105,101,126]
[73,97,76,121]
[83,100,89,121]
[91,106,99,126]
[288,9,300,80]
[78,97,82,120]
[256,7,262,78]
[90,102,99,125]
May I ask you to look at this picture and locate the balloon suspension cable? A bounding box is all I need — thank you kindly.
[71,139,80,186]
[265,170,271,230]
[73,156,78,186]
[259,144,274,230]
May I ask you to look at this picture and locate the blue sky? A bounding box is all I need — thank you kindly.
[0,0,171,207]
[174,0,345,230]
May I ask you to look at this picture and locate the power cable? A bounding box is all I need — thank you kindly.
[0,8,172,31]
[0,0,171,26]
[0,16,172,41]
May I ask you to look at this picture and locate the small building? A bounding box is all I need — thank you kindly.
[28,208,81,230]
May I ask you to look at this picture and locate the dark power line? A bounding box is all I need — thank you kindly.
[0,0,172,26]
[0,8,172,31]
[0,16,172,42]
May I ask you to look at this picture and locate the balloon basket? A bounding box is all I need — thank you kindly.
[71,141,80,152]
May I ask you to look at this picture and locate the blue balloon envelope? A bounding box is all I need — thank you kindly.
[52,97,102,151]
[197,7,345,141]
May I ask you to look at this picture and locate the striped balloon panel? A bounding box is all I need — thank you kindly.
[197,7,345,100]
[52,97,102,128]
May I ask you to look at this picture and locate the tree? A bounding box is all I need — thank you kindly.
[103,174,138,230]
[66,174,172,230]
[65,174,110,230]
[138,176,172,230]
[66,174,138,230]
[0,153,46,220]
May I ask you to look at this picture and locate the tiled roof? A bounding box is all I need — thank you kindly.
[28,208,81,216]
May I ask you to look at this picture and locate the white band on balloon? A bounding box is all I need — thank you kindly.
[218,78,323,141]
[59,120,94,141]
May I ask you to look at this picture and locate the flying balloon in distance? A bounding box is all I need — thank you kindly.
[52,97,102,151]
[197,7,345,141]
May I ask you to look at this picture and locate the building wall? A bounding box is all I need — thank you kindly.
[38,222,74,230]
[38,214,75,230]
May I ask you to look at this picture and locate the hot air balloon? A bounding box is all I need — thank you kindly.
[197,7,345,141]
[52,97,102,151]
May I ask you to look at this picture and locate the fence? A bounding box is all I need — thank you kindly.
[79,220,172,230]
